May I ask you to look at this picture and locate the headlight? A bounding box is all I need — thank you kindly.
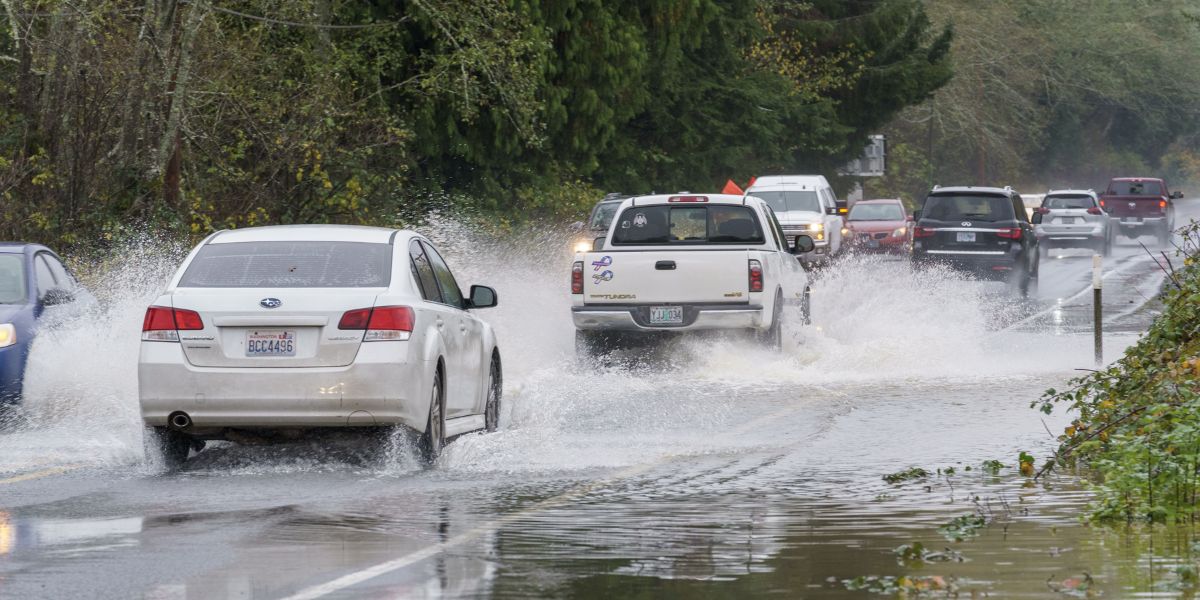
[0,324,15,348]
[841,227,850,236]
[811,223,824,232]
[573,240,591,254]
[893,227,907,237]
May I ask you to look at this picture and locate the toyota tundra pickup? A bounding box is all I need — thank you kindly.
[1099,177,1181,245]
[571,194,815,357]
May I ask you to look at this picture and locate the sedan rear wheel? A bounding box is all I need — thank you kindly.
[484,355,501,433]
[419,369,445,465]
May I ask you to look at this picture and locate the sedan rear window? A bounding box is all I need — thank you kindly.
[848,203,905,221]
[179,241,392,288]
[921,194,1013,222]
[1044,195,1095,209]
[611,205,765,245]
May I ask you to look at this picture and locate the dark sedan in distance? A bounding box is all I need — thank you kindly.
[0,243,84,406]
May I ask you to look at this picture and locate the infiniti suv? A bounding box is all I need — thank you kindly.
[911,186,1040,295]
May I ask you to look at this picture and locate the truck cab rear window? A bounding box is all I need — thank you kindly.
[1108,181,1162,196]
[611,205,765,245]
[179,241,392,288]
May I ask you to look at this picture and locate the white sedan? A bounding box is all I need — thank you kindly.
[139,225,502,468]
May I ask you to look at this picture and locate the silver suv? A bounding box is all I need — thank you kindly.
[1032,189,1113,257]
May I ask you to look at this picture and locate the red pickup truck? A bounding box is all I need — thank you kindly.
[1099,177,1181,245]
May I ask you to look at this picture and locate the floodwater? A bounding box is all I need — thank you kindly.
[0,203,1197,598]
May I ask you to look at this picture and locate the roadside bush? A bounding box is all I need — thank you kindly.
[1035,221,1200,522]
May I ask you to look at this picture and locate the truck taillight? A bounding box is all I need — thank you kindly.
[571,261,584,294]
[142,306,203,342]
[1160,199,1168,211]
[339,306,414,341]
[996,228,1022,239]
[912,226,936,239]
[748,260,763,293]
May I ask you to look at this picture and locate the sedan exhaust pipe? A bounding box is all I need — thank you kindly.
[168,411,192,431]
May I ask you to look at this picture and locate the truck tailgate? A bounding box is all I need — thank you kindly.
[1103,196,1165,218]
[582,250,751,304]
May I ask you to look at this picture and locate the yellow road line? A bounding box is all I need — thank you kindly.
[0,464,86,485]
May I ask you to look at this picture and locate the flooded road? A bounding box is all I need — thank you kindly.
[0,202,1197,598]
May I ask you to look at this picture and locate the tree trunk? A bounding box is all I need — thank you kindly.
[152,0,206,208]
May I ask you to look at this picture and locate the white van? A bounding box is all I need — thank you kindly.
[745,175,844,265]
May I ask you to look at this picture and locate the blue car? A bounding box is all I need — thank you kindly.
[0,243,83,406]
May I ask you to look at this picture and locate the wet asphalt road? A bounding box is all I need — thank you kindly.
[0,201,1196,598]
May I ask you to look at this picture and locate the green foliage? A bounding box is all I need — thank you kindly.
[893,542,964,565]
[842,574,956,595]
[1036,222,1200,522]
[878,0,1200,194]
[883,467,930,484]
[0,0,952,248]
[937,514,986,542]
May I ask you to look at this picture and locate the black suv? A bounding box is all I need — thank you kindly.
[911,186,1040,295]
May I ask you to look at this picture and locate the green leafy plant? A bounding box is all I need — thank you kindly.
[1035,222,1200,521]
[937,514,987,542]
[884,467,931,484]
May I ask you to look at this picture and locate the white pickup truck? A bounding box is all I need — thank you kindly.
[571,193,815,357]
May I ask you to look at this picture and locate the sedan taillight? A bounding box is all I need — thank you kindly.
[748,260,764,293]
[339,306,415,341]
[142,306,203,342]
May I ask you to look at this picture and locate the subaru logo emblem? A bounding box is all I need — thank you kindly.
[260,298,282,309]
[961,221,972,227]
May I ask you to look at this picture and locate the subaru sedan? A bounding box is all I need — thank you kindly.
[139,225,502,468]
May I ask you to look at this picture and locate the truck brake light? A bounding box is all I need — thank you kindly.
[748,260,763,293]
[1160,199,1168,210]
[668,196,709,203]
[571,261,584,294]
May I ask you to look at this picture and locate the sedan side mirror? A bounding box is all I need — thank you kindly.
[41,288,75,307]
[468,285,498,309]
[912,209,922,222]
[793,235,816,254]
[1031,211,1043,224]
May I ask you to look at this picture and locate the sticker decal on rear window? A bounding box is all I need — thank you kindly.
[593,270,613,284]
